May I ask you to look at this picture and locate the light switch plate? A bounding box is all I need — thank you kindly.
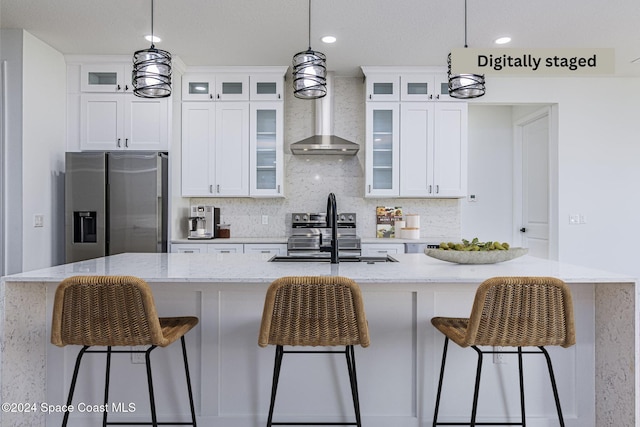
[34,214,44,228]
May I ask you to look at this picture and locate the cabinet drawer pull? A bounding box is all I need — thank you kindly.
[220,250,231,253]
[261,250,270,253]
[184,250,194,253]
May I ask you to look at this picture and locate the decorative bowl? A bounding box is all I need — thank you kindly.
[424,247,529,264]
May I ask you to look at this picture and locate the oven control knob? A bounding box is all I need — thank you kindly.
[294,215,300,222]
[302,214,308,221]
[348,215,354,222]
[339,214,345,221]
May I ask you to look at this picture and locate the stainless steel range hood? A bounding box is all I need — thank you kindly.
[290,73,359,155]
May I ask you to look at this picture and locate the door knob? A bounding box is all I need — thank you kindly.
[520,227,526,232]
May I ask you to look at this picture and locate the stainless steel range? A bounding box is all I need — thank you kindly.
[287,212,361,258]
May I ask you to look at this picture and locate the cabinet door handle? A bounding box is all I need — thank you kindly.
[209,93,213,99]
[209,184,213,193]
[369,94,372,100]
[436,94,440,99]
[217,94,220,99]
[278,94,281,99]
[368,185,371,193]
[520,227,527,233]
[429,94,433,99]
[436,185,439,193]
[125,138,129,148]
[277,184,281,193]
[117,84,121,91]
[428,185,432,193]
[216,184,220,193]
[117,138,121,147]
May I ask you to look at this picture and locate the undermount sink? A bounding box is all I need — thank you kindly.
[268,254,398,263]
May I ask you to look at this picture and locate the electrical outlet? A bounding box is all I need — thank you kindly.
[261,215,269,225]
[33,214,44,228]
[130,346,147,364]
[493,346,505,364]
[569,214,580,224]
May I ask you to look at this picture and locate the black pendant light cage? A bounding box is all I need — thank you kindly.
[132,0,172,98]
[292,0,327,99]
[447,0,485,99]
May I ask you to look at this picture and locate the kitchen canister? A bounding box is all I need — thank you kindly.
[401,227,420,240]
[405,214,420,229]
[394,220,406,238]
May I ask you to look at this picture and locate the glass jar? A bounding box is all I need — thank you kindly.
[217,224,231,238]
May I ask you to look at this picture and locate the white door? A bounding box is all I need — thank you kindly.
[515,109,551,258]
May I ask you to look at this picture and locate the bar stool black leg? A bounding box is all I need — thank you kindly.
[517,347,526,427]
[345,345,362,427]
[539,346,565,427]
[267,345,284,427]
[181,336,198,426]
[432,337,449,427]
[469,346,484,427]
[62,345,89,427]
[102,346,112,427]
[144,345,159,427]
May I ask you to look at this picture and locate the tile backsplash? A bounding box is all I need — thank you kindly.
[190,76,461,241]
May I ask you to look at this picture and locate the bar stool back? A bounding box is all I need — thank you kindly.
[430,276,575,427]
[51,275,199,427]
[258,275,370,427]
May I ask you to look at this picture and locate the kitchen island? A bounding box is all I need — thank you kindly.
[0,253,637,427]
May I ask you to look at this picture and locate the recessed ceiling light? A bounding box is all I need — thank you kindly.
[494,36,511,45]
[145,35,162,43]
[321,35,337,44]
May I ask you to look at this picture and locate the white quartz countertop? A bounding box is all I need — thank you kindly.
[171,237,288,244]
[2,253,634,285]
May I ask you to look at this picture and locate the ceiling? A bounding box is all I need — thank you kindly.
[2,0,640,77]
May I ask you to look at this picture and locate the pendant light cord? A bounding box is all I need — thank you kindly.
[307,0,312,50]
[463,0,468,48]
[150,0,155,48]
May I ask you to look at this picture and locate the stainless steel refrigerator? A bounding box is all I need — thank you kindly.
[65,151,168,263]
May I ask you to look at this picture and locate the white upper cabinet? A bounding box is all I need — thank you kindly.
[365,102,400,196]
[250,102,284,197]
[180,66,287,198]
[400,73,450,101]
[182,73,217,101]
[81,63,133,93]
[365,74,400,101]
[250,73,284,101]
[400,102,467,197]
[363,66,468,199]
[215,73,250,101]
[80,93,169,151]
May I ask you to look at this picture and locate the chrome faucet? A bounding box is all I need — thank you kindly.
[324,192,339,264]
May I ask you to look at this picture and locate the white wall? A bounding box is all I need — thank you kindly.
[1,30,66,274]
[461,105,514,243]
[477,76,640,278]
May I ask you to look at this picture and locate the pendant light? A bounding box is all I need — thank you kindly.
[132,0,172,98]
[292,0,327,99]
[448,0,485,99]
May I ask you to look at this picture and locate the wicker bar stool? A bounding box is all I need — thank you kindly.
[430,276,575,427]
[51,275,199,427]
[258,276,370,427]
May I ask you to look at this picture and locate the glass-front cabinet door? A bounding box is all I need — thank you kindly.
[81,63,132,93]
[250,74,284,100]
[250,102,283,197]
[400,73,451,101]
[215,74,249,101]
[365,103,399,197]
[182,73,216,101]
[365,74,400,101]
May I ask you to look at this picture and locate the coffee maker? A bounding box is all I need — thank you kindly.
[187,205,219,239]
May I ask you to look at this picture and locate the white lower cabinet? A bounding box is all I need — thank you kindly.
[361,243,405,256]
[171,243,284,254]
[243,243,286,255]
